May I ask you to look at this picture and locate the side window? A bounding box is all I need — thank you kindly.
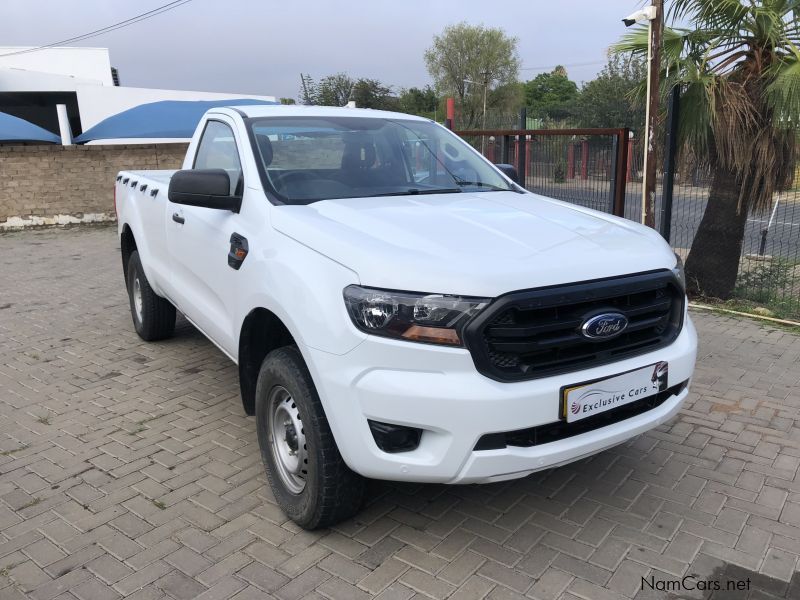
[193,121,242,195]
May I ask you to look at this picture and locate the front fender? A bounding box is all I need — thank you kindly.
[234,231,366,358]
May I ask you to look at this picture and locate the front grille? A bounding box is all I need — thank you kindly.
[474,380,688,450]
[464,270,684,382]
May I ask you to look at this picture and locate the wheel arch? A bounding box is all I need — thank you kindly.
[238,307,297,415]
[120,223,137,285]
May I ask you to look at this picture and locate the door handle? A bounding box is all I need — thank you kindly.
[172,213,185,224]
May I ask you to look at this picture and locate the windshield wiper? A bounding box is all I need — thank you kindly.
[452,180,506,191]
[371,188,462,197]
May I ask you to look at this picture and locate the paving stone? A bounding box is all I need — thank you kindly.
[2,228,800,600]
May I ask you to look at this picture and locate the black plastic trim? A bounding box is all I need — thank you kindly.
[474,379,688,450]
[368,420,423,453]
[463,270,685,382]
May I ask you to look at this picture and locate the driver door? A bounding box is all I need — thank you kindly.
[167,118,243,355]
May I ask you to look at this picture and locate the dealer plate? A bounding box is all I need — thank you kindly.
[561,362,669,423]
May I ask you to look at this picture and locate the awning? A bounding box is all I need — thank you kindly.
[0,112,60,143]
[74,99,279,143]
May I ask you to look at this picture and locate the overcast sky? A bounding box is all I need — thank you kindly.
[2,0,645,100]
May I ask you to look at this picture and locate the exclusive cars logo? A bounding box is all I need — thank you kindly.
[581,312,628,339]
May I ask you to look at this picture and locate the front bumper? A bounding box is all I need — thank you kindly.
[304,314,697,484]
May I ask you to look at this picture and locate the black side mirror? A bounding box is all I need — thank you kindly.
[494,163,519,184]
[168,169,242,212]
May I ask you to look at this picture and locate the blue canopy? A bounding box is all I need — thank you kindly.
[0,112,61,143]
[74,99,278,142]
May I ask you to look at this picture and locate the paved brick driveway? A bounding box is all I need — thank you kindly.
[1,226,799,600]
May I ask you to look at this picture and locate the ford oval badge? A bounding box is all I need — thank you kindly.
[581,312,628,340]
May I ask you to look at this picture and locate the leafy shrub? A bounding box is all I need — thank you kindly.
[553,160,566,183]
[734,259,794,304]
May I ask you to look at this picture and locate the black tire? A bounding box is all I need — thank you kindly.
[126,250,176,342]
[255,346,365,529]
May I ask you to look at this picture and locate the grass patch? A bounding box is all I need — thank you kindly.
[19,497,40,510]
[36,414,51,425]
[129,414,163,436]
[690,301,800,332]
[0,444,29,456]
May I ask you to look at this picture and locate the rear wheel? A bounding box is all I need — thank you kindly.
[126,251,176,341]
[255,346,365,529]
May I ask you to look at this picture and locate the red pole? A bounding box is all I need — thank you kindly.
[487,137,495,161]
[567,144,575,179]
[581,140,589,180]
[627,137,634,182]
[525,137,531,180]
[445,97,455,129]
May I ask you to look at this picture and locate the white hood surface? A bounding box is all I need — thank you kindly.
[271,191,675,297]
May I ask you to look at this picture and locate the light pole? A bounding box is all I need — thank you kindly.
[464,72,492,152]
[623,2,661,228]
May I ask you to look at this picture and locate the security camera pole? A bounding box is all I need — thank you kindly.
[642,1,662,228]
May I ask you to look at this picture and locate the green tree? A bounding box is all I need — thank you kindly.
[576,55,646,132]
[424,22,521,129]
[524,66,579,122]
[616,0,799,299]
[279,97,296,105]
[314,72,355,107]
[351,78,398,110]
[398,85,440,118]
[300,73,398,109]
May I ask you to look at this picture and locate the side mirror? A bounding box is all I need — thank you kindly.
[494,163,519,184]
[168,169,242,212]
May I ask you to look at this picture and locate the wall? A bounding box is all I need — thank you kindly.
[0,143,188,230]
[0,47,113,86]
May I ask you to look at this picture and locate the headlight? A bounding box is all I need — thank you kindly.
[673,253,686,291]
[343,285,489,346]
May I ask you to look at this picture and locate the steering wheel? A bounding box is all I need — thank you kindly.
[275,171,317,190]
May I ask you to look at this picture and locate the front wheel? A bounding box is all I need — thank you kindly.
[126,250,176,341]
[255,346,365,529]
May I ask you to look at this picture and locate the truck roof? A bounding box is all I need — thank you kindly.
[220,104,431,122]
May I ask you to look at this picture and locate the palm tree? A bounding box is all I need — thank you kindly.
[616,0,799,299]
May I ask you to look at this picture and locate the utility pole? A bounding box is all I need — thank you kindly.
[641,0,663,228]
[479,70,492,153]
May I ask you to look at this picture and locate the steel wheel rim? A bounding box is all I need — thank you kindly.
[268,386,307,494]
[132,276,143,323]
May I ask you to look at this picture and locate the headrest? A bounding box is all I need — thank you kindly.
[255,133,273,166]
[342,136,376,169]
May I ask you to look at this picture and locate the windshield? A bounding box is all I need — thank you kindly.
[247,116,515,204]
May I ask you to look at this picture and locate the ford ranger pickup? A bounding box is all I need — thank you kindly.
[115,105,697,528]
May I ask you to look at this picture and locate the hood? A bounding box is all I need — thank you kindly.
[270,191,676,297]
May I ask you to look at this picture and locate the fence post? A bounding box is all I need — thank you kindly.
[516,108,527,187]
[611,128,630,217]
[567,144,575,179]
[501,135,510,164]
[626,136,634,182]
[581,140,589,180]
[661,86,681,242]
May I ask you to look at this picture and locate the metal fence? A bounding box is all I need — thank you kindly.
[455,124,800,319]
[454,128,629,217]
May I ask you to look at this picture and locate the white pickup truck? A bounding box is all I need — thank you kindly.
[116,105,697,528]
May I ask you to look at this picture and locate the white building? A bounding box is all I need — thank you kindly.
[0,47,276,141]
